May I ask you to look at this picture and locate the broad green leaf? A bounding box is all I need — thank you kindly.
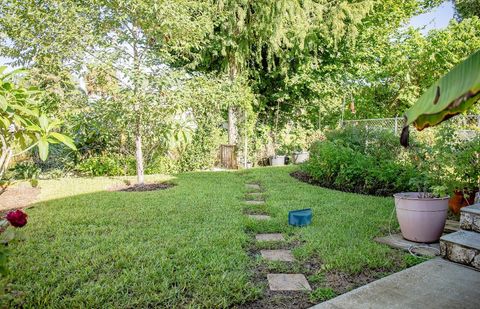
[39,114,49,131]
[0,95,7,111]
[37,137,49,161]
[50,132,77,150]
[401,49,480,146]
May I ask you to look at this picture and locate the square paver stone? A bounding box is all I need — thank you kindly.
[267,274,311,291]
[245,200,265,205]
[261,250,295,262]
[248,214,271,220]
[256,233,285,242]
[246,184,261,190]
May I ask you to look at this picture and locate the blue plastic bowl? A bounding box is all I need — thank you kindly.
[288,208,312,227]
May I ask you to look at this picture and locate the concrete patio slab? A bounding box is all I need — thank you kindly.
[261,249,295,262]
[245,200,265,205]
[375,233,440,257]
[248,214,271,220]
[267,274,312,291]
[256,233,285,242]
[310,258,480,309]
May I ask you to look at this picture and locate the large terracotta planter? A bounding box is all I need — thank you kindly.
[394,192,449,243]
[448,190,477,214]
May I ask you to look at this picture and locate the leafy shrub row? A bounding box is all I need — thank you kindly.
[301,127,420,196]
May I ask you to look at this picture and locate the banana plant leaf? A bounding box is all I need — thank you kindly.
[401,49,480,146]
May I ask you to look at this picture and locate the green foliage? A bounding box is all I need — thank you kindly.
[402,49,480,142]
[310,287,337,302]
[0,68,76,179]
[454,0,480,19]
[11,160,40,180]
[302,127,419,196]
[76,154,136,177]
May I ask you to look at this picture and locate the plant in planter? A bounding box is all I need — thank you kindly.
[394,142,451,243]
[270,145,287,166]
[394,175,449,243]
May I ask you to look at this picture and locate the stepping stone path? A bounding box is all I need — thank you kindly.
[245,200,265,205]
[248,214,271,220]
[261,249,295,262]
[256,233,285,241]
[267,274,312,291]
[245,183,261,190]
[244,181,311,293]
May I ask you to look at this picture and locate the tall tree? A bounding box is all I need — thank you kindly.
[0,0,212,184]
[198,0,375,144]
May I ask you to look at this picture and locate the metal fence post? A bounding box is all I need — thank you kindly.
[394,117,398,135]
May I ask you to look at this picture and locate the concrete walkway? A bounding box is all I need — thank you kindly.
[310,258,480,309]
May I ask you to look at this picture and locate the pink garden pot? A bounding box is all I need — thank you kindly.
[393,192,449,243]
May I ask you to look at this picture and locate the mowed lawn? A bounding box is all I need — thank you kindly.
[1,167,414,308]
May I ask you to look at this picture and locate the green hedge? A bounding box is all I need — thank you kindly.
[301,128,418,196]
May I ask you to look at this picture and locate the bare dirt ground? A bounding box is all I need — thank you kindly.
[0,184,40,212]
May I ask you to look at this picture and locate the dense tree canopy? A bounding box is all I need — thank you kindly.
[0,0,478,172]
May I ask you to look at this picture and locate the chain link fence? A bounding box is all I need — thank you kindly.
[342,115,480,139]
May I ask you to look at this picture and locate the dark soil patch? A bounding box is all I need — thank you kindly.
[0,184,40,212]
[112,183,174,192]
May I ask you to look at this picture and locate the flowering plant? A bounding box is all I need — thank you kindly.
[1,209,28,276]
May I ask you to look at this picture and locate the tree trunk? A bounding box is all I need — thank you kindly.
[228,56,238,145]
[132,30,145,185]
[135,121,145,185]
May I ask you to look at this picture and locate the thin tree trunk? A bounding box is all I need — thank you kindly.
[228,56,238,145]
[135,121,145,184]
[132,26,145,185]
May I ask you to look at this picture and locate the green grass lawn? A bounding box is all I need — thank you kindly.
[1,166,417,308]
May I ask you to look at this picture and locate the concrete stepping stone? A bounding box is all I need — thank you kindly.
[246,192,263,196]
[248,214,271,220]
[267,274,311,291]
[246,183,261,190]
[261,249,295,262]
[256,233,285,242]
[245,200,265,205]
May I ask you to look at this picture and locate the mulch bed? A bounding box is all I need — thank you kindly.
[114,183,174,192]
[290,170,320,187]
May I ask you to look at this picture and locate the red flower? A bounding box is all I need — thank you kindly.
[5,210,28,228]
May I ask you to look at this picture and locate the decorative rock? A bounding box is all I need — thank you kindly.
[460,204,480,232]
[248,214,271,220]
[267,274,312,291]
[446,244,476,265]
[245,200,265,205]
[472,254,480,269]
[261,249,295,262]
[255,233,285,242]
[460,212,473,230]
[440,230,480,269]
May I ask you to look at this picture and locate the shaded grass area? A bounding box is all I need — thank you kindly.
[1,167,418,307]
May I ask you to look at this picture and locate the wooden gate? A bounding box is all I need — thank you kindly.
[219,144,237,169]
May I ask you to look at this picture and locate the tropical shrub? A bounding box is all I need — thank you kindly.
[76,154,136,176]
[0,67,76,180]
[302,127,420,196]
